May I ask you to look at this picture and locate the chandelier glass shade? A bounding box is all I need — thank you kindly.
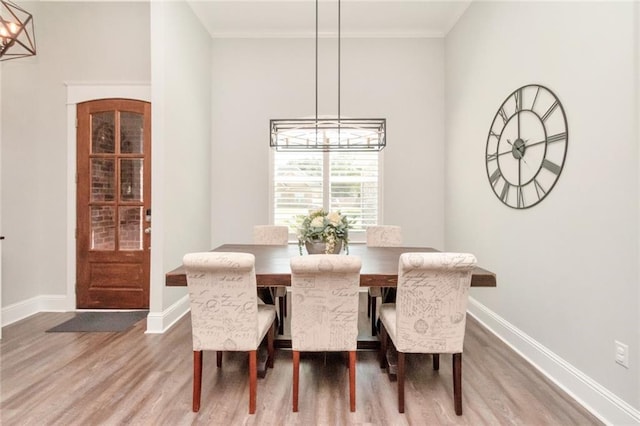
[0,0,36,61]
[270,118,386,152]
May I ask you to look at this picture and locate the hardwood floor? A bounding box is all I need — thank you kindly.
[1,304,602,425]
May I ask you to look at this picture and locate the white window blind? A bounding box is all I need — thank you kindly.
[273,150,380,235]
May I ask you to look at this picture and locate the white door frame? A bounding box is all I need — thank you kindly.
[65,82,151,310]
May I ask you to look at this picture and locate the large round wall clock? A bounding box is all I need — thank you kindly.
[485,84,568,209]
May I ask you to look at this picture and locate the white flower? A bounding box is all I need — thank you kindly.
[327,212,341,225]
[311,216,324,228]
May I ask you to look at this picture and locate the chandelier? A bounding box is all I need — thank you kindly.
[0,0,36,61]
[270,0,386,152]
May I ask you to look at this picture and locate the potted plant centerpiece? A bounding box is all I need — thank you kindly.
[297,209,350,255]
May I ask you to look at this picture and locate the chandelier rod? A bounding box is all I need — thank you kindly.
[338,0,341,125]
[314,0,343,142]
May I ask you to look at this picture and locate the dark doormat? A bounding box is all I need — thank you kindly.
[46,311,148,333]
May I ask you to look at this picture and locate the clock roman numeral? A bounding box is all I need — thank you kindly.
[541,101,559,122]
[546,132,566,143]
[498,107,509,124]
[517,186,524,208]
[489,168,501,185]
[542,159,561,175]
[534,178,547,199]
[514,89,522,112]
[531,86,541,110]
[500,181,510,202]
[531,86,540,110]
[487,152,498,162]
[489,130,501,139]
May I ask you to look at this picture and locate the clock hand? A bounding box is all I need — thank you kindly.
[492,149,514,158]
[526,139,546,148]
[518,157,521,186]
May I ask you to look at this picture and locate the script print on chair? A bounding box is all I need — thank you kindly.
[290,254,362,412]
[253,225,289,335]
[183,252,276,414]
[379,252,477,415]
[366,225,403,336]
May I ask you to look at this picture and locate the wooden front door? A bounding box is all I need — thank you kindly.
[76,99,151,309]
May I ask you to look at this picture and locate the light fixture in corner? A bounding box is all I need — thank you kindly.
[0,0,36,61]
[270,0,386,152]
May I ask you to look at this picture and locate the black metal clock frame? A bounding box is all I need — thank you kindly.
[485,84,568,209]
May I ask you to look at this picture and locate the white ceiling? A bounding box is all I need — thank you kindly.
[187,1,472,38]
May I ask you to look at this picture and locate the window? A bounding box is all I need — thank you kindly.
[272,149,381,241]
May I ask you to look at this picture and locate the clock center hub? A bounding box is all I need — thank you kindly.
[511,138,526,159]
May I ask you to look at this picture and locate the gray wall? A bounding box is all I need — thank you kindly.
[445,1,639,419]
[150,0,212,318]
[1,2,150,306]
[210,37,446,248]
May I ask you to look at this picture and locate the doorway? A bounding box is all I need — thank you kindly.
[76,99,151,309]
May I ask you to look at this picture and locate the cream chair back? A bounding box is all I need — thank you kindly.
[395,252,476,353]
[183,252,260,352]
[253,225,289,245]
[290,255,362,351]
[366,225,402,247]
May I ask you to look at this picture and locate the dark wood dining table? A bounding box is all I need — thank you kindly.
[165,243,497,288]
[166,243,496,353]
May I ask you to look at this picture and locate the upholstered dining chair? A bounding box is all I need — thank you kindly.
[183,252,276,414]
[253,225,289,334]
[379,252,476,415]
[290,254,362,412]
[366,225,403,336]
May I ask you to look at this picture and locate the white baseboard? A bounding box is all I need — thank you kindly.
[2,295,69,327]
[1,293,189,334]
[145,294,190,334]
[468,297,640,426]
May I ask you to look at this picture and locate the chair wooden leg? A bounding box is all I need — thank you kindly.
[267,321,275,368]
[397,351,405,413]
[367,293,371,317]
[453,353,462,415]
[215,351,222,368]
[370,296,377,336]
[432,353,439,371]
[349,351,356,412]
[283,292,287,317]
[278,299,285,335]
[249,350,257,414]
[379,323,388,369]
[193,350,203,412]
[292,350,300,412]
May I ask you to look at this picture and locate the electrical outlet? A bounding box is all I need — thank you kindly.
[615,341,629,368]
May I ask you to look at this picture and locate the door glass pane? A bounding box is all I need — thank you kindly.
[91,158,115,201]
[121,112,143,153]
[120,159,143,201]
[92,112,115,154]
[91,206,115,250]
[119,207,143,251]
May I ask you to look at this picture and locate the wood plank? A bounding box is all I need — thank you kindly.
[0,309,601,425]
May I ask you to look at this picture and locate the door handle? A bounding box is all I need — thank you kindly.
[0,236,4,240]
[144,227,151,234]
